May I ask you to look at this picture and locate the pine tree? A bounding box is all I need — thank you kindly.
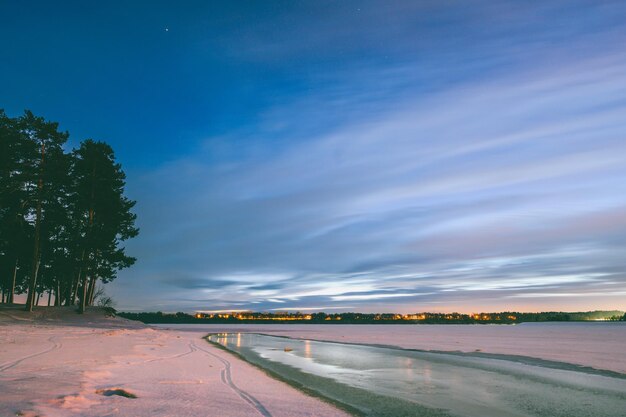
[17,111,70,311]
[71,140,138,313]
[0,110,35,303]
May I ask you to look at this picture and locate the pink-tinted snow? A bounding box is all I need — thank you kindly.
[0,308,349,417]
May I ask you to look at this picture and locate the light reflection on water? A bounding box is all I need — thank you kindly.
[208,333,626,417]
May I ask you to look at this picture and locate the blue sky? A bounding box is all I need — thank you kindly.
[1,1,625,313]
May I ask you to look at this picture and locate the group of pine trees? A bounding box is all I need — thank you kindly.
[0,109,138,312]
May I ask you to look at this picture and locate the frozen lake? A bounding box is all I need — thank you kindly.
[160,322,626,373]
[208,332,626,417]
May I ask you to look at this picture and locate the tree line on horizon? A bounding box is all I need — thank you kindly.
[0,109,138,312]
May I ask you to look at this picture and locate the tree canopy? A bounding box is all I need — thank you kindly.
[0,110,138,311]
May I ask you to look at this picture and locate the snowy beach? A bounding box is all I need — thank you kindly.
[0,308,349,417]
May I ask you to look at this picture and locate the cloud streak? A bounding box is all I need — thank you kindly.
[107,1,626,313]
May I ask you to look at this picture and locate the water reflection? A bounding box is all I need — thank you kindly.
[208,333,626,417]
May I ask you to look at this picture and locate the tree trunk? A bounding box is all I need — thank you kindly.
[77,250,88,313]
[25,140,45,312]
[9,258,18,304]
[26,257,41,311]
[79,275,88,313]
[78,163,97,314]
[25,208,42,311]
[55,282,61,306]
[70,279,78,306]
[71,270,81,307]
[47,290,52,306]
[87,276,97,306]
[68,272,78,306]
[70,257,84,306]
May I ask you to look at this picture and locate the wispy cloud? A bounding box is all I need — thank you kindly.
[332,293,429,301]
[269,306,355,311]
[109,1,626,312]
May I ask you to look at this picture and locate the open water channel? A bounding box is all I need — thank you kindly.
[208,332,626,417]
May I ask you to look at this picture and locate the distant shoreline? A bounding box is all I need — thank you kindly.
[119,309,625,325]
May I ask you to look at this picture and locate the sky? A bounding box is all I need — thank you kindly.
[1,1,625,313]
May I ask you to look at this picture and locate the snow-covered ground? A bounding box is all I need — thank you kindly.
[0,307,349,417]
[2,308,624,417]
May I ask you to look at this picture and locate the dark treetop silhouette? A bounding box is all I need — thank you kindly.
[0,110,138,311]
